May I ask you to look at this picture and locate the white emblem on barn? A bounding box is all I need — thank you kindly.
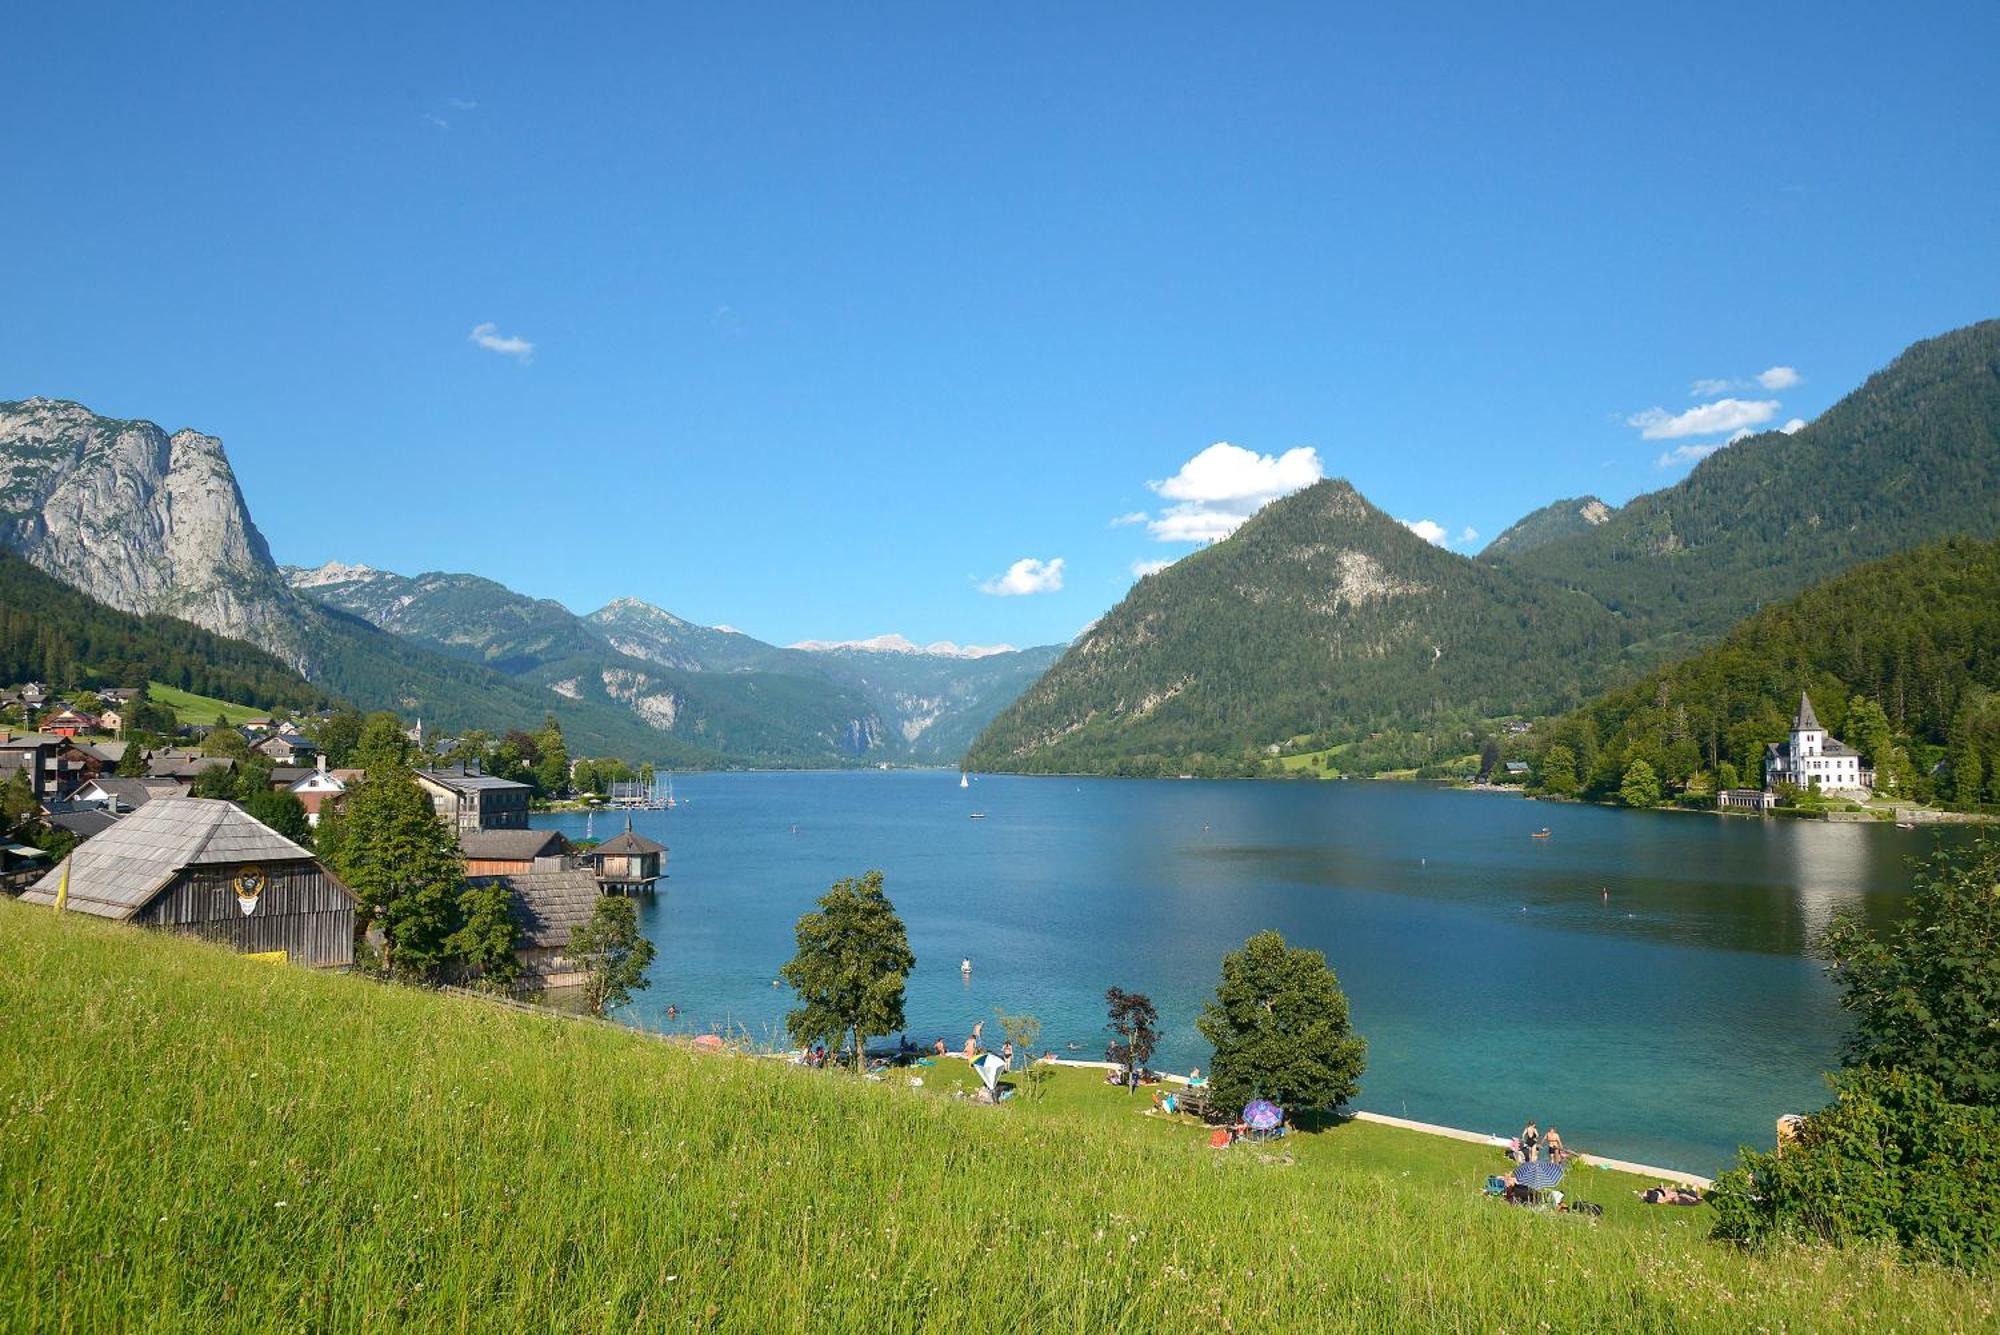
[233,865,267,916]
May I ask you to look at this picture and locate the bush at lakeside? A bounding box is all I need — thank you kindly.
[3,900,1996,1331]
[1707,1068,2000,1271]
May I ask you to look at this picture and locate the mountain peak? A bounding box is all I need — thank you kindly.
[1480,495,1615,559]
[789,633,1020,659]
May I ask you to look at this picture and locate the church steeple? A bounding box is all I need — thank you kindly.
[1792,691,1822,732]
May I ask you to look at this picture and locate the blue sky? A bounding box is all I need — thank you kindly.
[4,4,1995,649]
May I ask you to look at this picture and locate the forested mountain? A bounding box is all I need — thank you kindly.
[1498,320,2000,660]
[964,480,1623,775]
[0,551,322,712]
[1478,496,1614,558]
[286,565,889,764]
[1530,538,2000,806]
[289,566,1063,765]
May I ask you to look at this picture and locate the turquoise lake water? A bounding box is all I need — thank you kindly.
[534,771,1968,1175]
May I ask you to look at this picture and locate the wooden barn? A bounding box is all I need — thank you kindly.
[467,869,605,988]
[18,797,356,966]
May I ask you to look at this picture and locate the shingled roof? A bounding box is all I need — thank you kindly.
[459,828,569,862]
[20,797,319,920]
[1793,692,1822,731]
[591,818,665,857]
[479,869,603,949]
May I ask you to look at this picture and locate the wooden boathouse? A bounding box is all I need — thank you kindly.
[19,796,357,966]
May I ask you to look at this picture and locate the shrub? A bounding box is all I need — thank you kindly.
[1708,1068,2000,1271]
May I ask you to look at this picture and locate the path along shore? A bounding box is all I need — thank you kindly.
[1043,1058,1714,1189]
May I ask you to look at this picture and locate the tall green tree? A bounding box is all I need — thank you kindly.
[321,758,465,978]
[1536,743,1579,795]
[533,714,570,798]
[1197,930,1366,1116]
[1844,695,1894,771]
[1821,840,2000,1108]
[448,881,525,989]
[312,708,365,768]
[778,870,914,1072]
[353,712,411,772]
[569,896,656,1015]
[1619,759,1663,809]
[1104,987,1160,1091]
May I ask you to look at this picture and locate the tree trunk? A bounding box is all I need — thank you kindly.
[853,1027,865,1075]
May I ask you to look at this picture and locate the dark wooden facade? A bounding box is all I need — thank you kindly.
[134,860,355,967]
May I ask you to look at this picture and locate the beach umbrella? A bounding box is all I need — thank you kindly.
[972,1052,1005,1093]
[1515,1160,1566,1190]
[1243,1100,1283,1131]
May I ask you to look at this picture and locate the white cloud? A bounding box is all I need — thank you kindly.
[1758,366,1800,390]
[979,557,1065,597]
[1109,511,1148,527]
[1142,442,1323,544]
[424,114,451,131]
[1656,441,1727,469]
[1401,518,1448,546]
[1130,558,1173,578]
[1457,526,1480,546]
[1627,398,1780,440]
[469,322,534,362]
[1689,377,1737,397]
[448,97,479,111]
[1687,365,1801,395]
[1780,417,1807,434]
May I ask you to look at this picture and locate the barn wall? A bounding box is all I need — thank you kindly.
[136,860,355,967]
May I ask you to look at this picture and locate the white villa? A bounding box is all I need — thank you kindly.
[1765,692,1872,794]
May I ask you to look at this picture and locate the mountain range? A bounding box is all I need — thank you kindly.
[284,562,1061,764]
[969,319,2000,773]
[0,397,1059,766]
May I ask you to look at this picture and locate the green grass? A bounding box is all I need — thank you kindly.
[145,681,269,726]
[3,901,1991,1332]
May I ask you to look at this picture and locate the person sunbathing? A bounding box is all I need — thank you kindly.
[1637,1183,1703,1205]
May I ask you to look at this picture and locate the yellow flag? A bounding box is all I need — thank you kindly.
[53,860,69,913]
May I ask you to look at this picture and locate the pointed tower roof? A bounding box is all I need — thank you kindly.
[1793,691,1822,731]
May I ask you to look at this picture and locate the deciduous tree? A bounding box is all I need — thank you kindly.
[1104,987,1159,1091]
[1822,840,2000,1108]
[570,896,656,1015]
[779,870,914,1072]
[1197,930,1366,1116]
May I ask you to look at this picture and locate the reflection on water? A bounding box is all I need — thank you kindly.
[536,773,1967,1174]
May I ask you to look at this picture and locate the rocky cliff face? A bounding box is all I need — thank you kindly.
[0,398,313,669]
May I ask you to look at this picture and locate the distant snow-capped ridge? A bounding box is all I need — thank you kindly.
[289,560,381,588]
[790,633,1018,659]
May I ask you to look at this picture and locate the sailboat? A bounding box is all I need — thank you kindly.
[960,771,970,789]
[585,810,595,840]
[665,776,677,810]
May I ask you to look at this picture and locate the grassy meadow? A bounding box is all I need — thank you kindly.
[2,900,1992,1332]
[144,681,267,727]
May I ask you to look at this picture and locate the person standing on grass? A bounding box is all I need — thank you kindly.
[1545,1126,1564,1162]
[1520,1121,1539,1161]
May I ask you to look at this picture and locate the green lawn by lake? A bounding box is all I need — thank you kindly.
[2,900,1990,1331]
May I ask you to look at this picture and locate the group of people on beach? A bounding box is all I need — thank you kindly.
[1513,1120,1566,1163]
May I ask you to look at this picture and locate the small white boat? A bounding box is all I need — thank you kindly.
[960,772,970,789]
[969,812,987,820]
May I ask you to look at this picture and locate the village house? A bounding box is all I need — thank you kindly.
[97,707,124,734]
[72,775,182,813]
[147,751,238,789]
[19,797,357,966]
[415,763,532,832]
[44,708,99,739]
[1765,692,1872,794]
[253,730,317,765]
[459,827,571,878]
[0,731,62,799]
[287,758,361,827]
